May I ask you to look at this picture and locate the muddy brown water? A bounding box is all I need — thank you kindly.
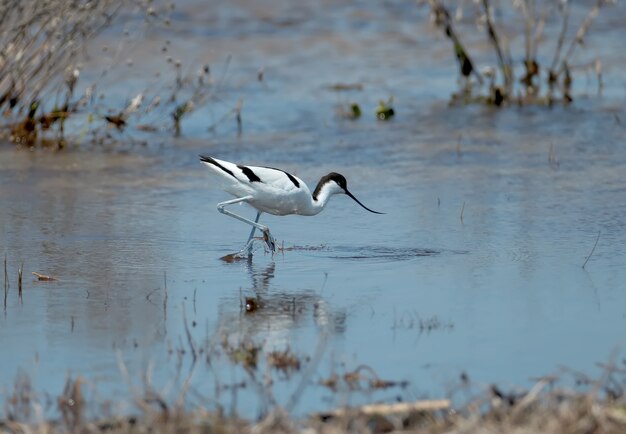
[1,0,626,419]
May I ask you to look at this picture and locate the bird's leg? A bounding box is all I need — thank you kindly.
[242,211,261,255]
[262,228,276,254]
[217,197,276,254]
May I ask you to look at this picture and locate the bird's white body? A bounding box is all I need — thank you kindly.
[200,156,340,216]
[199,155,381,255]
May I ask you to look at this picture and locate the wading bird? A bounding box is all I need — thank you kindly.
[199,155,383,256]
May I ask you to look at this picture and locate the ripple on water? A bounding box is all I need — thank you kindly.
[328,245,443,262]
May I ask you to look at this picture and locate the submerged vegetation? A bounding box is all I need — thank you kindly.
[425,0,613,106]
[0,0,618,149]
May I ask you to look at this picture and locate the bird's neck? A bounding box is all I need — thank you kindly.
[302,180,336,216]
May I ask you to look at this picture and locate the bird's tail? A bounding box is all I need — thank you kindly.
[199,155,217,165]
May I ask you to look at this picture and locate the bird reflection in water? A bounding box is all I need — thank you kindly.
[216,260,347,348]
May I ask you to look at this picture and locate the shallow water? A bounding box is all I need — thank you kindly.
[2,0,626,420]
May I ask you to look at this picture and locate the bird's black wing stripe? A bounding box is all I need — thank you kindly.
[237,165,262,183]
[284,172,300,188]
[263,167,300,188]
[199,155,236,179]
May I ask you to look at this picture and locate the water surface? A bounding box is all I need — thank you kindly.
[1,0,626,420]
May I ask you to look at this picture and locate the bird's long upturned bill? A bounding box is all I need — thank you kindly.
[345,190,384,214]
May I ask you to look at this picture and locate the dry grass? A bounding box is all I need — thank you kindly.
[4,270,621,434]
[0,0,124,147]
[2,332,626,434]
[0,0,236,148]
[2,374,626,433]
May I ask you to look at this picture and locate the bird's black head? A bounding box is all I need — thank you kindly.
[327,172,347,191]
[313,172,384,214]
[313,172,347,199]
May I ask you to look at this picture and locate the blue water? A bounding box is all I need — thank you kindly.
[1,0,626,421]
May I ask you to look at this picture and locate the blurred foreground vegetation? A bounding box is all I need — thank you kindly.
[3,359,626,434]
[1,299,625,434]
